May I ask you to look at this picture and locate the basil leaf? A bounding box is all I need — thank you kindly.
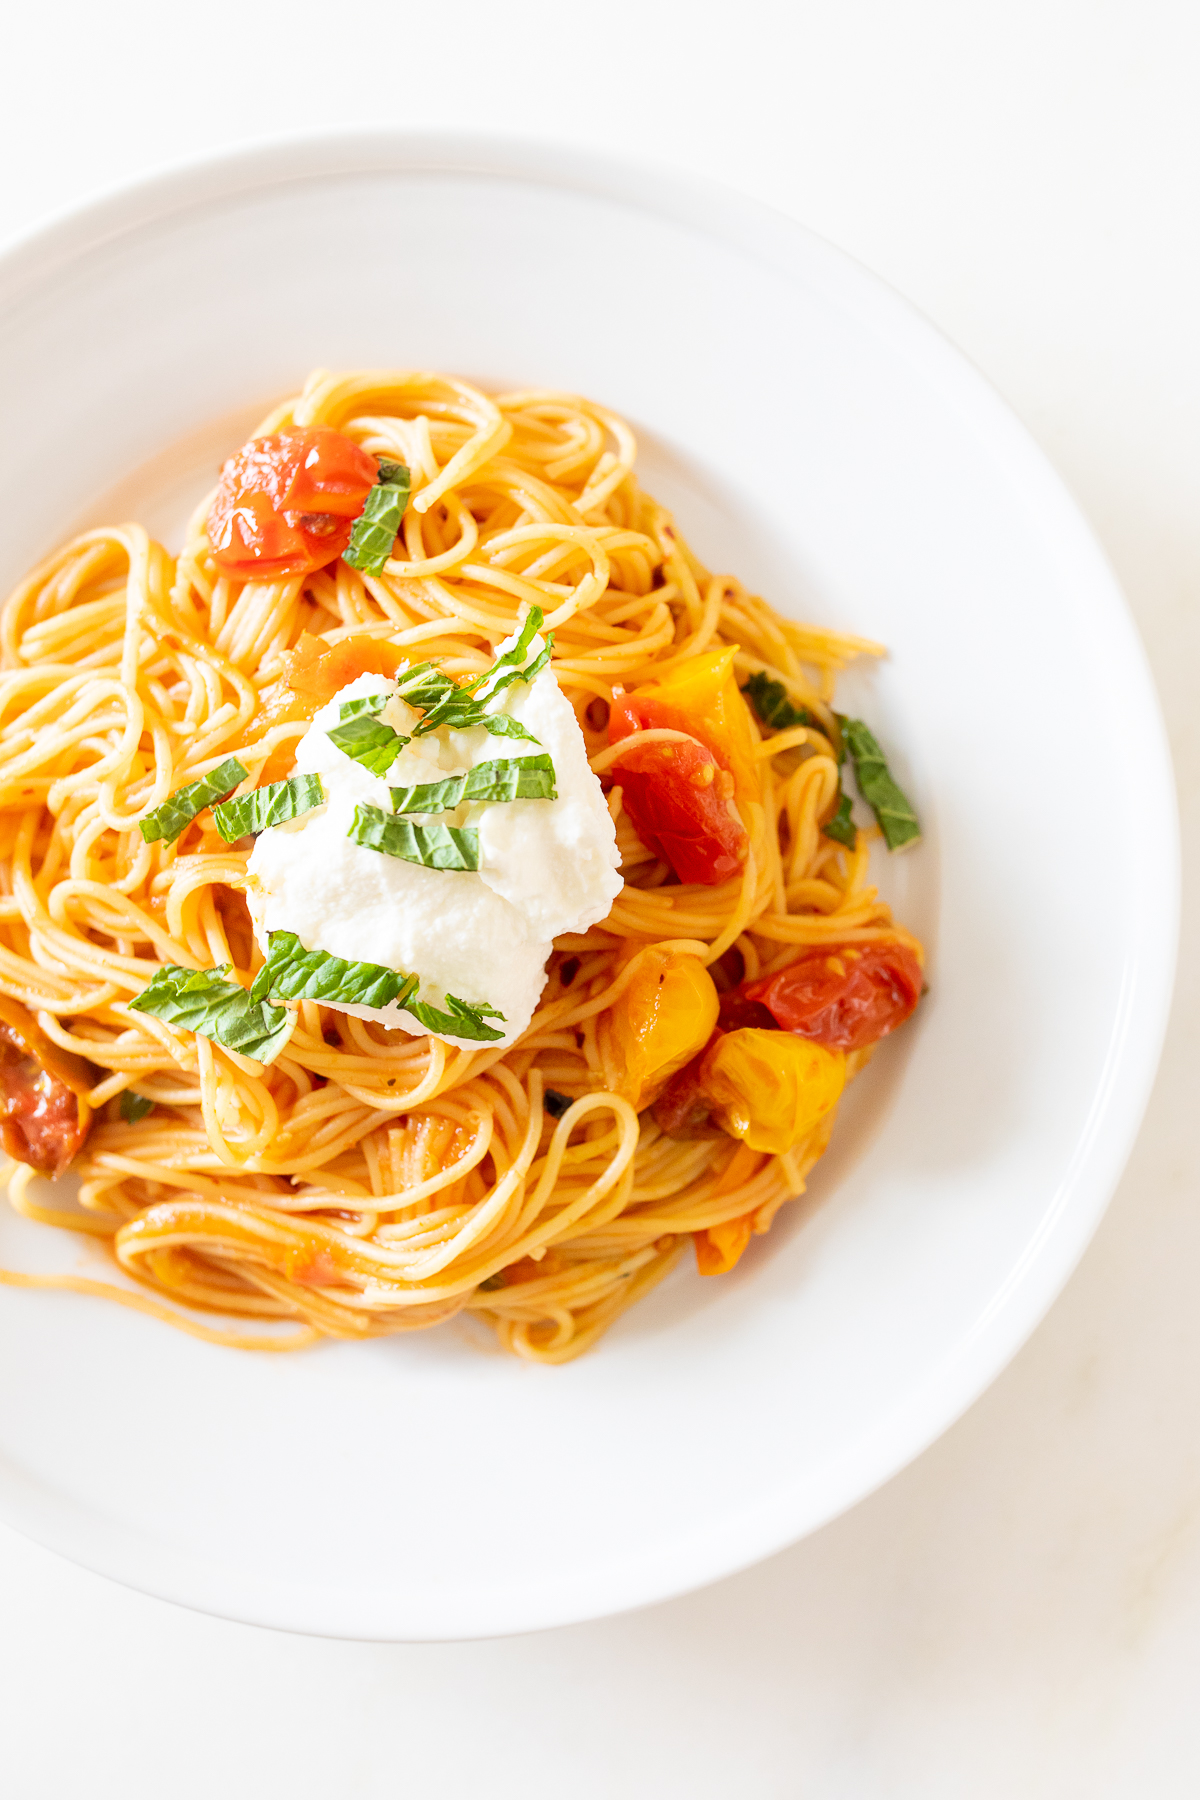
[543,1088,573,1119]
[212,774,325,842]
[348,804,480,871]
[741,671,813,733]
[839,717,921,851]
[343,462,412,577]
[130,964,291,1064]
[479,714,542,744]
[393,661,458,712]
[250,931,418,1011]
[388,753,557,816]
[406,993,506,1042]
[327,697,410,775]
[138,756,249,845]
[823,789,857,848]
[412,610,552,738]
[119,1089,155,1123]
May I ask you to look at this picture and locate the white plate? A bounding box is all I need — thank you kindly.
[0,134,1177,1641]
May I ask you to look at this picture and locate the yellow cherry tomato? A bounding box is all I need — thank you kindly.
[612,950,720,1111]
[701,1028,846,1156]
[627,644,759,809]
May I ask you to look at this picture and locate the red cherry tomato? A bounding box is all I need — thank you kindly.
[742,942,923,1052]
[207,426,380,580]
[608,692,748,885]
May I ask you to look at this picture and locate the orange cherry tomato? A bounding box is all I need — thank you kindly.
[694,1212,755,1276]
[207,427,380,580]
[608,649,756,886]
[742,942,923,1052]
[0,996,93,1178]
[610,951,720,1111]
[700,1028,845,1156]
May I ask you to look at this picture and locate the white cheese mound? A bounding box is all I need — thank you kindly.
[246,630,622,1049]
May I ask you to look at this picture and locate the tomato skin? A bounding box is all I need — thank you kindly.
[207,427,379,579]
[609,951,720,1111]
[742,942,923,1052]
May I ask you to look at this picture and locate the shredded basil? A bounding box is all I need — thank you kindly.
[412,608,552,739]
[393,661,458,712]
[543,1088,573,1119]
[326,694,410,775]
[249,931,418,1011]
[406,993,506,1042]
[388,753,557,816]
[212,774,325,842]
[343,460,412,577]
[838,717,921,851]
[741,671,813,733]
[138,756,249,846]
[348,804,479,870]
[119,1089,155,1123]
[129,965,291,1064]
[823,789,857,848]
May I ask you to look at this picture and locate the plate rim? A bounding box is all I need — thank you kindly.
[0,128,1180,1640]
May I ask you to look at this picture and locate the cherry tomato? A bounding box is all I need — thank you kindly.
[609,951,719,1111]
[742,942,923,1052]
[607,647,757,886]
[700,1028,845,1156]
[207,427,380,580]
[0,996,93,1178]
[694,1212,755,1276]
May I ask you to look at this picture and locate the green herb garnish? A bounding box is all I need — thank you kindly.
[249,931,418,1011]
[211,774,325,842]
[129,965,290,1064]
[388,753,557,816]
[138,756,249,846]
[326,694,410,776]
[343,459,412,578]
[543,1088,573,1119]
[348,804,481,871]
[838,717,921,851]
[406,993,506,1042]
[119,1090,155,1123]
[411,608,552,740]
[823,789,857,848]
[741,671,813,733]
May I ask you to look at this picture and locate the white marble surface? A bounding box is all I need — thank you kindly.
[2,3,1198,1792]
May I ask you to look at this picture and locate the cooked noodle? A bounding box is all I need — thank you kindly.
[0,369,920,1362]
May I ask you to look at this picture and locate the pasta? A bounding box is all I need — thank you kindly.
[0,368,923,1363]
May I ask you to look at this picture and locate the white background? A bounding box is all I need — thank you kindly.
[2,3,1197,1794]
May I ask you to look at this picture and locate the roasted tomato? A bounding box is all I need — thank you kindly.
[207,427,381,580]
[700,1028,845,1156]
[694,1212,755,1276]
[742,942,923,1052]
[610,950,719,1111]
[608,646,757,885]
[0,997,94,1178]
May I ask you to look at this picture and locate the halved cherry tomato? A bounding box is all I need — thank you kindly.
[284,631,408,702]
[609,950,719,1111]
[0,996,93,1177]
[608,649,756,886]
[742,942,923,1052]
[207,427,380,580]
[700,1028,845,1156]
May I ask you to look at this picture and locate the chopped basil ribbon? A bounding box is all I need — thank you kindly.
[344,459,412,578]
[211,774,325,842]
[248,930,505,1041]
[119,1089,155,1123]
[741,670,814,733]
[543,1088,573,1119]
[250,931,418,1011]
[838,717,921,851]
[326,694,410,775]
[138,756,249,845]
[388,753,557,816]
[411,608,553,740]
[129,965,291,1064]
[392,661,458,712]
[348,804,480,871]
[405,994,506,1042]
[823,790,857,848]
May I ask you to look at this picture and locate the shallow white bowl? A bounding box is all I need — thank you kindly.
[0,134,1177,1640]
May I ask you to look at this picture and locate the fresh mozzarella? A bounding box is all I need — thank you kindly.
[246,634,622,1048]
